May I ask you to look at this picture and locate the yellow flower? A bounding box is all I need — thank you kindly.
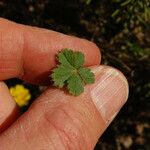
[10,84,31,107]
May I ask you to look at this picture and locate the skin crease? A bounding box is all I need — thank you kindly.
[0,18,129,150]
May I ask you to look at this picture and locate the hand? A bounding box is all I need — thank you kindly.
[0,18,129,150]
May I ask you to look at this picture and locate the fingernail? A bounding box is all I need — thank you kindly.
[91,66,129,124]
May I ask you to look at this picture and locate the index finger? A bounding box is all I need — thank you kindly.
[0,18,101,85]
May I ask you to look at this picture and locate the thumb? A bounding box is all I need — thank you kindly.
[0,66,128,150]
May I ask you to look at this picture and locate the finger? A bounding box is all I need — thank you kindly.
[0,82,19,133]
[0,18,101,85]
[0,66,128,150]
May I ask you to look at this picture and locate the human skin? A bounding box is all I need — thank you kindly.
[0,18,129,150]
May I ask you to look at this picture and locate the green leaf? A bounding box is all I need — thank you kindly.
[121,0,132,7]
[112,9,120,18]
[73,51,84,68]
[58,49,84,69]
[78,67,95,84]
[51,65,72,88]
[58,49,74,69]
[51,49,95,96]
[67,74,84,96]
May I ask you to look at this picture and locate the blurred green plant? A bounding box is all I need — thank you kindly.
[125,42,149,57]
[81,0,92,5]
[112,0,150,29]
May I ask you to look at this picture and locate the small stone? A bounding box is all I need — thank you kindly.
[118,135,133,149]
[28,5,34,12]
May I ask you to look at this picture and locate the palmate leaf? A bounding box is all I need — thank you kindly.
[51,65,72,88]
[51,49,95,96]
[67,74,84,96]
[58,49,84,69]
[78,67,95,84]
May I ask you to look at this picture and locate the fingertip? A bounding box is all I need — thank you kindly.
[91,65,129,125]
[83,40,101,66]
[0,18,101,85]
